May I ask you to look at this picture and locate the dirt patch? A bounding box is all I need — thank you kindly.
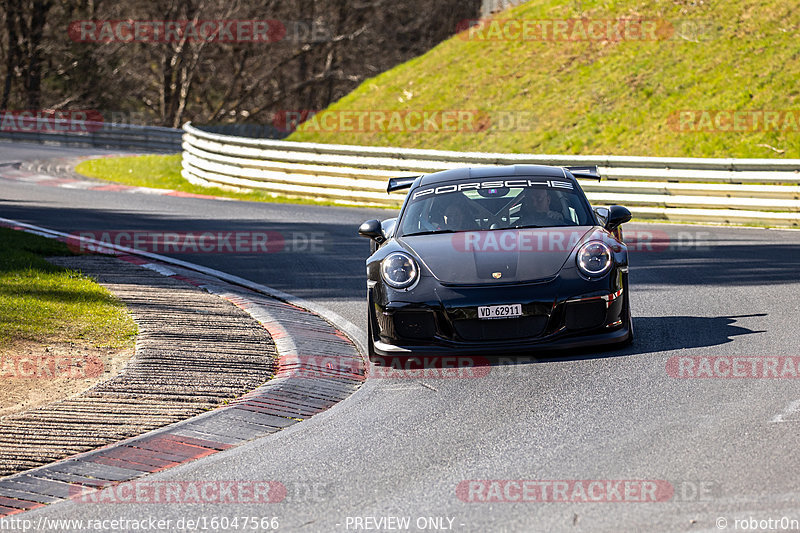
[0,340,133,419]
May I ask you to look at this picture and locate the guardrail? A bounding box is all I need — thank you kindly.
[182,122,800,226]
[0,117,181,153]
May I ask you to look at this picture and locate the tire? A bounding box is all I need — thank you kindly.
[367,314,378,360]
[366,293,379,360]
[621,282,634,346]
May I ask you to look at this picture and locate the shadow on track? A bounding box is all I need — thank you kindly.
[629,234,800,286]
[403,313,769,372]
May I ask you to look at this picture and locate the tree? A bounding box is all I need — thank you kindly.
[0,0,483,129]
[1,0,54,109]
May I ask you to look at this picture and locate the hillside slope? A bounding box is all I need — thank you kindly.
[288,0,800,158]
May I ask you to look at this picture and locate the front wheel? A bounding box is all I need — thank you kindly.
[367,316,378,359]
[366,293,378,360]
[621,283,634,346]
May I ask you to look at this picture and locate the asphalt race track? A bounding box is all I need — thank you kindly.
[2,141,800,532]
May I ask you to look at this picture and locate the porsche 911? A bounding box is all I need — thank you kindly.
[358,165,633,358]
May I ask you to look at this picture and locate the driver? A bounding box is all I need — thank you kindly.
[515,187,566,226]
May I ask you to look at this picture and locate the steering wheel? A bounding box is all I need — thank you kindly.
[487,207,511,230]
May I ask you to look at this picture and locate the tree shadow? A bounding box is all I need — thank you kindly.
[627,227,800,287]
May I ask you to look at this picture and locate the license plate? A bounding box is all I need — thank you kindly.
[478,304,522,320]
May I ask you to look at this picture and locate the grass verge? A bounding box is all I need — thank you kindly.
[0,228,137,349]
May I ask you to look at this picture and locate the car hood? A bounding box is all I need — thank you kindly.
[399,226,595,285]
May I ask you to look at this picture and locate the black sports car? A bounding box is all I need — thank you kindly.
[358,164,633,358]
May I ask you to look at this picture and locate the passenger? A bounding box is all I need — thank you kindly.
[442,203,468,230]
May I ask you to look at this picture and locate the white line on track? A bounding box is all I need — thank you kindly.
[770,399,800,423]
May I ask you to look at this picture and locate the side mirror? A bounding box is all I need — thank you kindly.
[358,219,385,243]
[605,205,632,232]
[593,207,609,227]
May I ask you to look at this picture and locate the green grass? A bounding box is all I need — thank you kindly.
[0,228,137,349]
[287,0,800,158]
[75,155,390,209]
[77,154,188,191]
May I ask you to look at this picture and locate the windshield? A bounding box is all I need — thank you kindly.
[398,177,595,237]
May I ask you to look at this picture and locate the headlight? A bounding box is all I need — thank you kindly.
[381,252,419,289]
[576,241,613,277]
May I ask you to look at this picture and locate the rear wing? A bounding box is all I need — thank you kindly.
[564,166,601,181]
[387,175,421,193]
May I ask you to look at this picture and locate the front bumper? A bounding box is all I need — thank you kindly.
[369,272,630,356]
[372,321,631,356]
